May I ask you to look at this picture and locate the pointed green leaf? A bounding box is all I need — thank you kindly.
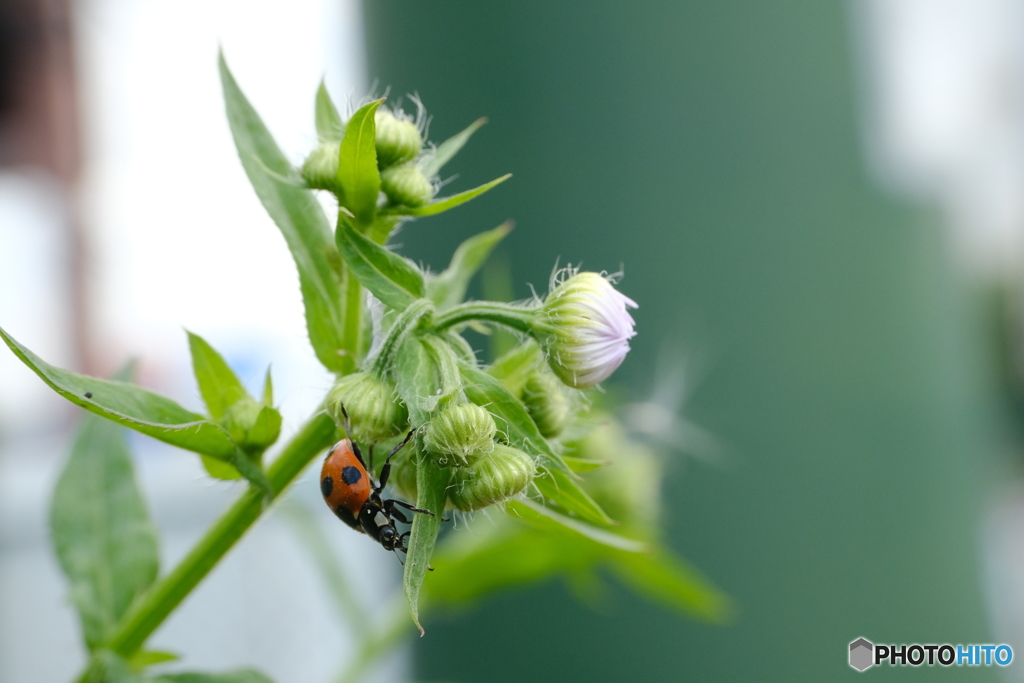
[395,336,442,427]
[337,99,384,225]
[459,364,613,525]
[562,455,608,473]
[219,53,347,373]
[200,455,241,481]
[50,410,159,649]
[427,222,512,309]
[2,326,235,459]
[336,215,424,311]
[187,331,249,420]
[608,546,733,623]
[314,80,344,141]
[261,367,273,405]
[404,448,450,635]
[419,117,487,177]
[507,499,645,552]
[381,174,511,217]
[128,650,179,670]
[245,405,283,450]
[152,670,276,683]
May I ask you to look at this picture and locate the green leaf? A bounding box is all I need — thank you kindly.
[381,174,511,217]
[200,455,241,481]
[395,336,442,427]
[187,331,249,420]
[562,455,608,472]
[459,364,613,526]
[487,339,541,396]
[506,499,645,552]
[127,650,179,670]
[50,410,159,650]
[314,79,344,141]
[404,448,450,635]
[335,215,425,311]
[427,222,513,309]
[245,405,283,450]
[608,546,733,623]
[419,117,487,177]
[261,367,273,405]
[152,670,276,683]
[337,99,384,225]
[85,650,146,683]
[219,53,348,373]
[2,326,235,459]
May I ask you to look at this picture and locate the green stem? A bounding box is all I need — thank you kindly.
[340,269,362,374]
[102,412,338,659]
[432,301,537,335]
[369,298,434,376]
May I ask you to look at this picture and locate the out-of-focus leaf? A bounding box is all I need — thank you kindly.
[381,174,511,217]
[487,339,541,396]
[427,222,512,310]
[336,216,424,311]
[395,336,442,427]
[507,499,644,552]
[337,99,383,225]
[562,456,608,472]
[426,526,599,606]
[219,53,347,374]
[459,364,612,525]
[261,367,273,405]
[418,117,487,177]
[200,456,241,480]
[404,449,450,635]
[86,650,146,683]
[314,80,344,141]
[128,650,179,670]
[151,670,276,683]
[2,326,236,459]
[187,332,249,420]
[50,410,159,649]
[608,547,733,623]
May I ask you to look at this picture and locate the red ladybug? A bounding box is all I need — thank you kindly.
[320,406,431,557]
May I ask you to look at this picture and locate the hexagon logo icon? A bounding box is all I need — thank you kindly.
[849,638,874,671]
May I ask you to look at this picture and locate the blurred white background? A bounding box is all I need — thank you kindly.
[0,1,408,681]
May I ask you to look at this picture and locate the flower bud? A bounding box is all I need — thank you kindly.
[380,162,434,207]
[537,271,638,389]
[449,444,535,511]
[326,372,407,443]
[300,140,342,194]
[423,402,496,465]
[375,108,422,168]
[521,369,572,438]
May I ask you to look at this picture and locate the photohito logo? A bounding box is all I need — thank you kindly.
[849,638,1012,671]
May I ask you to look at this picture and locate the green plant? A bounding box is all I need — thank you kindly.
[2,53,729,682]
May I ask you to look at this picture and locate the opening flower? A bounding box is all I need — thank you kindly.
[537,270,638,389]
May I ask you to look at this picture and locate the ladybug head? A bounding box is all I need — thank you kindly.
[378,524,398,551]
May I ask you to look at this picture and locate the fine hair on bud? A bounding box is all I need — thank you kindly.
[300,140,342,194]
[423,402,496,465]
[380,162,434,207]
[521,369,573,438]
[537,268,638,389]
[449,444,536,511]
[375,106,423,168]
[326,372,408,443]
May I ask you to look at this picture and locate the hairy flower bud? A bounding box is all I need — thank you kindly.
[300,140,342,194]
[449,444,535,511]
[326,372,407,443]
[537,271,637,389]
[380,162,433,207]
[521,369,573,438]
[423,402,496,465]
[375,108,422,168]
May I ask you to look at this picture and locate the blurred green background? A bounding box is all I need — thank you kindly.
[364,1,998,680]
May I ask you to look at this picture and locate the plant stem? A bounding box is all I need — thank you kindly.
[341,269,362,375]
[432,301,537,335]
[369,298,434,376]
[102,412,338,659]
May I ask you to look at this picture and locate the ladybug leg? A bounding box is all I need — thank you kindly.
[339,403,352,436]
[388,507,412,525]
[387,498,434,516]
[375,430,414,494]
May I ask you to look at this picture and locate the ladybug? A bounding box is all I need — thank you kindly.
[320,406,432,559]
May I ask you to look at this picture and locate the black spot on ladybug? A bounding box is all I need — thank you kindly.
[320,475,333,498]
[84,392,93,399]
[333,505,361,530]
[341,466,362,485]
